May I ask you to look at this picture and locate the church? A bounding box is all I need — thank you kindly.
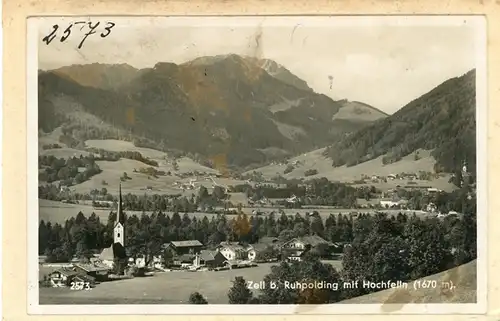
[98,183,128,274]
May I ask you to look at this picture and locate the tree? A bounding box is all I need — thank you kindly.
[189,292,208,304]
[228,276,253,304]
[405,218,452,280]
[213,186,226,201]
[310,214,324,237]
[259,258,342,304]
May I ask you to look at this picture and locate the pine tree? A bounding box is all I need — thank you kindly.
[228,276,253,304]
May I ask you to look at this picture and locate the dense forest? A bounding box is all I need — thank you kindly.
[324,70,476,174]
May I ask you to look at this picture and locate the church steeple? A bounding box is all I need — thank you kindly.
[117,183,125,224]
[114,183,125,246]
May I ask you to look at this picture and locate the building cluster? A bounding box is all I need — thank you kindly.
[43,184,343,289]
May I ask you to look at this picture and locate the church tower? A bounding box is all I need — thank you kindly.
[113,183,125,246]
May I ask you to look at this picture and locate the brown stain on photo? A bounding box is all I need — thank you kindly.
[380,289,412,312]
[211,153,228,175]
[380,263,465,312]
[126,107,135,125]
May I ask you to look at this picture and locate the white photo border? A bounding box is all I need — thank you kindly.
[26,14,488,315]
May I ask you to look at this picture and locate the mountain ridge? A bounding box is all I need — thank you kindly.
[38,55,384,169]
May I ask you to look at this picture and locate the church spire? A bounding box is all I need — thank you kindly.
[118,183,125,224]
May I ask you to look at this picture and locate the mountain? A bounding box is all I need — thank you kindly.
[38,54,386,169]
[50,63,142,90]
[334,100,388,122]
[324,69,476,174]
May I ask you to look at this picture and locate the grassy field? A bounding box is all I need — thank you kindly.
[247,148,455,192]
[39,198,437,224]
[39,260,343,304]
[39,137,455,195]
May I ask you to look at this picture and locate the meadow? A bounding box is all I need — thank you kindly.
[39,261,342,304]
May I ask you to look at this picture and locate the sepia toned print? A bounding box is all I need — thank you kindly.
[28,15,487,314]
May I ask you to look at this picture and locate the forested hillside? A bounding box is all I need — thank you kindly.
[324,70,476,174]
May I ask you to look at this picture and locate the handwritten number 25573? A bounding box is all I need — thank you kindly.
[42,21,115,49]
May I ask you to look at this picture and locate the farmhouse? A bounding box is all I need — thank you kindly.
[194,250,227,268]
[73,262,109,281]
[379,197,408,208]
[164,240,204,256]
[250,242,281,262]
[217,242,255,262]
[48,268,78,287]
[173,254,197,266]
[281,235,333,261]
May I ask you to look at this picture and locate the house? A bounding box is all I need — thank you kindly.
[73,262,109,281]
[127,254,147,268]
[164,240,204,256]
[48,268,79,287]
[250,242,280,262]
[281,235,333,261]
[379,198,400,208]
[426,202,438,213]
[379,196,408,208]
[194,250,227,268]
[173,254,196,267]
[149,255,163,269]
[217,242,255,262]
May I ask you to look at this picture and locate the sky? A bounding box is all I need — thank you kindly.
[36,16,482,114]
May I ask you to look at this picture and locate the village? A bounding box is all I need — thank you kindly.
[38,153,475,304]
[40,184,345,290]
[41,233,341,290]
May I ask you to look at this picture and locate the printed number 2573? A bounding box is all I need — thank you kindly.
[70,281,91,290]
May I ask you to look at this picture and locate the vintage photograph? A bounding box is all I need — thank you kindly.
[29,15,486,313]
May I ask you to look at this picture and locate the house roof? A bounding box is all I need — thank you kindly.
[73,262,109,272]
[199,250,218,261]
[51,268,78,278]
[171,240,203,247]
[73,274,96,282]
[251,243,274,252]
[98,243,127,260]
[99,246,115,261]
[218,242,251,252]
[293,235,331,247]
